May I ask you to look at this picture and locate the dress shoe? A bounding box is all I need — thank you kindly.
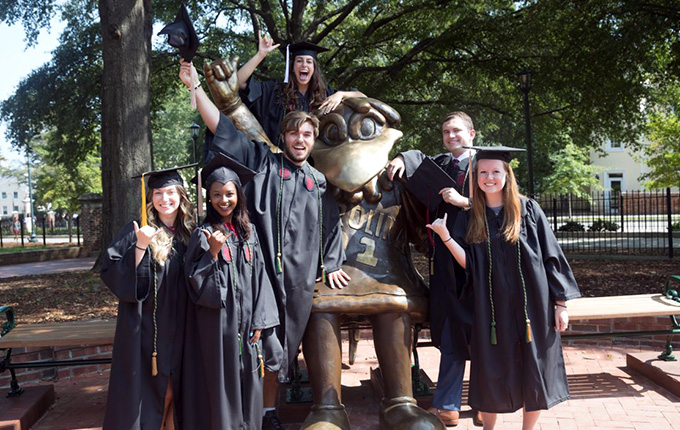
[300,404,350,430]
[262,410,283,430]
[427,407,460,427]
[472,410,483,427]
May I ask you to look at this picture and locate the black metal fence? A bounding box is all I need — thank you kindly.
[0,214,80,248]
[536,188,680,257]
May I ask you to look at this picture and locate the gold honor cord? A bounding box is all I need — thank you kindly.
[151,261,158,376]
[141,175,148,227]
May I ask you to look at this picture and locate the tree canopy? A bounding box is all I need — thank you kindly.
[1,0,678,198]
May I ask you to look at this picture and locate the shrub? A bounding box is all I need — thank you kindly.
[588,218,620,232]
[558,221,585,232]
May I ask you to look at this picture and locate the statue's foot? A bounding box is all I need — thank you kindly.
[379,397,445,430]
[301,403,350,430]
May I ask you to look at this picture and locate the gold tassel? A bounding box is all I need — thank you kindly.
[321,265,326,283]
[525,319,533,343]
[258,353,265,378]
[490,322,497,345]
[429,258,434,276]
[151,352,158,376]
[276,253,282,274]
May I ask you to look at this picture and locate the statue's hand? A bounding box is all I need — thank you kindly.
[204,56,240,112]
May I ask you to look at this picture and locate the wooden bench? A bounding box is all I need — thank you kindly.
[0,309,114,397]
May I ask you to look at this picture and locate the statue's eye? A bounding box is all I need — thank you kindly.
[319,113,347,146]
[348,110,385,140]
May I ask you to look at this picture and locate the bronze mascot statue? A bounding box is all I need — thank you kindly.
[203,57,445,430]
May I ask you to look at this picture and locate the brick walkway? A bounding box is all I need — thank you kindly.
[23,341,680,429]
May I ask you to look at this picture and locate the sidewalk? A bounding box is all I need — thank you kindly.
[0,257,96,278]
[22,340,680,430]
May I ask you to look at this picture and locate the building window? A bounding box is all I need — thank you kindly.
[605,139,624,152]
[13,191,18,199]
[2,206,6,215]
[13,206,19,212]
[1,192,5,199]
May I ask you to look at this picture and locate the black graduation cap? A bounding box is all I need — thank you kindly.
[192,152,256,190]
[289,41,329,59]
[158,3,200,62]
[132,163,198,226]
[404,157,457,212]
[467,145,525,163]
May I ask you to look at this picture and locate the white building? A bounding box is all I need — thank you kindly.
[0,175,28,216]
[590,139,679,193]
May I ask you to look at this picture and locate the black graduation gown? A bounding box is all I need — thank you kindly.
[400,150,473,359]
[100,222,188,430]
[182,224,282,430]
[240,77,336,146]
[205,114,345,380]
[452,198,581,413]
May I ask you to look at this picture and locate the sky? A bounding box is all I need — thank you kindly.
[0,18,66,168]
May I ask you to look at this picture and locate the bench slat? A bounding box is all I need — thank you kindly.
[569,294,680,320]
[0,320,115,349]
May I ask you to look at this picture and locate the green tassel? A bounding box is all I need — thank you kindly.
[321,265,326,283]
[238,334,242,356]
[526,319,533,343]
[276,253,282,274]
[490,322,497,345]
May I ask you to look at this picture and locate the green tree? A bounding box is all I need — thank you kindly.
[543,140,604,218]
[642,90,680,190]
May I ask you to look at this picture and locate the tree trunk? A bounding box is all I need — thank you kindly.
[98,0,153,258]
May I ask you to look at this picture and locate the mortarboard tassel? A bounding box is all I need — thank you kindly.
[197,168,204,218]
[321,264,326,283]
[429,257,434,276]
[140,175,147,227]
[490,322,497,345]
[238,333,242,356]
[525,319,533,343]
[276,253,282,274]
[255,343,265,378]
[151,352,158,376]
[283,44,290,84]
[190,65,198,109]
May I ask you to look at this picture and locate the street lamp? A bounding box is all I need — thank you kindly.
[519,69,534,198]
[25,148,38,242]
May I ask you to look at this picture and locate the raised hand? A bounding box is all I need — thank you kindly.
[203,229,227,260]
[204,56,241,113]
[257,30,280,57]
[133,221,160,250]
[426,213,450,239]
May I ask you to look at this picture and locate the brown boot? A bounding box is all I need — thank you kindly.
[300,404,350,430]
[427,407,460,427]
[379,397,446,430]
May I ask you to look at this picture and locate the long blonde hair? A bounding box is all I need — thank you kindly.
[466,160,523,244]
[145,185,196,265]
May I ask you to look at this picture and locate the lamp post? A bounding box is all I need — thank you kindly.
[519,69,534,198]
[26,148,38,242]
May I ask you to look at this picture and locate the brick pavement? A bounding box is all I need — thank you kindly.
[21,340,680,430]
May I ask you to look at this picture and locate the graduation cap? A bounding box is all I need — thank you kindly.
[132,163,198,227]
[158,3,200,62]
[404,157,457,212]
[466,145,525,163]
[283,41,329,83]
[191,153,256,218]
[192,152,256,190]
